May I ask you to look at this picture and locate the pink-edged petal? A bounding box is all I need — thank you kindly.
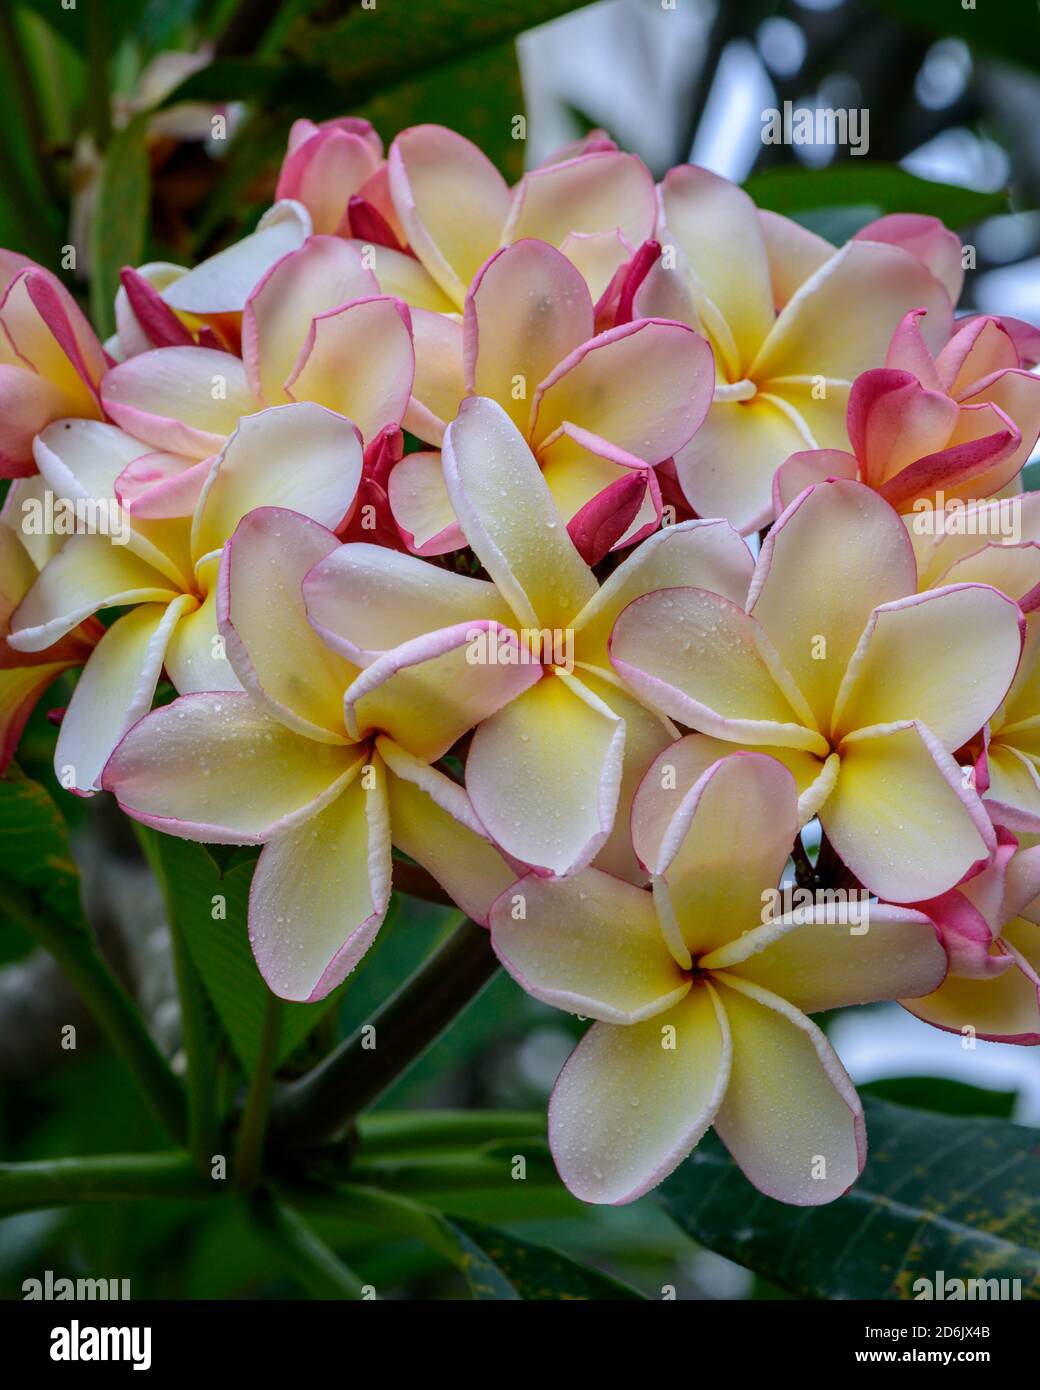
[8,535,180,652]
[548,983,731,1205]
[880,400,1020,510]
[704,902,945,1011]
[33,417,155,505]
[464,240,594,432]
[191,402,362,561]
[610,587,825,752]
[219,507,355,741]
[403,308,465,446]
[751,239,953,386]
[938,315,1019,396]
[378,735,516,926]
[855,213,965,305]
[984,743,1040,833]
[847,368,959,489]
[822,721,995,902]
[387,449,464,555]
[284,295,414,443]
[572,516,753,670]
[505,150,656,252]
[659,164,775,375]
[163,201,311,315]
[116,452,211,520]
[303,541,511,662]
[356,241,456,313]
[442,395,596,630]
[959,367,1040,483]
[241,236,379,404]
[345,620,541,762]
[711,975,865,1205]
[388,125,510,304]
[275,128,381,236]
[102,692,364,842]
[54,595,195,794]
[250,761,391,1001]
[466,668,624,877]
[749,478,918,729]
[530,318,714,465]
[101,346,255,459]
[902,928,1040,1045]
[650,752,800,964]
[772,447,857,515]
[831,584,1023,749]
[490,867,689,1022]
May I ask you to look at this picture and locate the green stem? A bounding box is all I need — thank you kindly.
[345,1155,555,1194]
[234,992,282,1190]
[0,1152,212,1214]
[285,1182,463,1267]
[250,1193,366,1299]
[356,1110,546,1157]
[2,878,186,1143]
[270,917,498,1152]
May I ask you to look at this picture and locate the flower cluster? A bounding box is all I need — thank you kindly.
[3,120,1040,1209]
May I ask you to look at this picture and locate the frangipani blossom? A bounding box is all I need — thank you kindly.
[275,117,388,238]
[612,478,1023,903]
[101,237,415,496]
[303,396,753,880]
[490,752,945,1204]
[632,168,954,531]
[0,252,108,477]
[103,506,525,1001]
[382,123,657,314]
[0,478,99,770]
[773,309,1040,515]
[7,403,363,791]
[905,829,1040,1043]
[390,238,714,561]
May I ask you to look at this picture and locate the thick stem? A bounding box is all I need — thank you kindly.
[270,918,498,1151]
[1,878,187,1143]
[0,1152,212,1213]
[234,992,282,1190]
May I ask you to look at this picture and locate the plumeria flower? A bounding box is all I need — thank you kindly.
[632,169,955,531]
[611,477,1023,903]
[904,828,1040,1043]
[302,395,753,881]
[389,238,714,562]
[906,493,1040,611]
[102,505,526,1001]
[100,236,414,509]
[7,403,363,792]
[489,751,945,1204]
[0,252,109,477]
[380,123,657,314]
[773,309,1040,515]
[0,478,99,771]
[275,117,389,238]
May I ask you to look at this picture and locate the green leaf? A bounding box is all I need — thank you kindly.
[162,0,590,113]
[862,1076,1017,1119]
[89,112,150,338]
[144,833,345,1073]
[0,769,87,931]
[870,0,1040,76]
[744,164,1008,233]
[356,39,526,183]
[657,1095,1040,1300]
[448,1216,646,1300]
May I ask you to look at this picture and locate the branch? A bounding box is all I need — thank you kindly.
[0,1152,212,1214]
[249,1193,366,1299]
[270,917,499,1152]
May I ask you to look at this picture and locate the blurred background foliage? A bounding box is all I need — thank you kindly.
[2,0,1040,1301]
